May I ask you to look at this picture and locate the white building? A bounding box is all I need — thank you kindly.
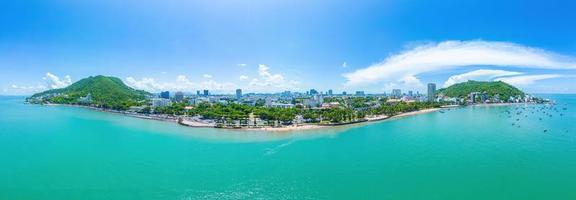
[271,103,295,108]
[152,98,171,107]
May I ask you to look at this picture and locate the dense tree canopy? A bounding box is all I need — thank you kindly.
[28,76,151,110]
[437,80,524,101]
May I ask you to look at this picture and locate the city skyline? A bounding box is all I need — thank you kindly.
[2,0,576,95]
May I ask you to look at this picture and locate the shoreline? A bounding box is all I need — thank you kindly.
[390,108,441,119]
[36,103,445,132]
[30,101,532,132]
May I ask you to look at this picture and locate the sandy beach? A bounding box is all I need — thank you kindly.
[42,103,444,132]
[365,114,390,121]
[390,108,441,119]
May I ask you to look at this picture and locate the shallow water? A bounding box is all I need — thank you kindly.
[1,95,575,199]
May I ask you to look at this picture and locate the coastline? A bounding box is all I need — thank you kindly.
[35,102,446,132]
[34,101,538,132]
[182,108,443,132]
[390,108,441,119]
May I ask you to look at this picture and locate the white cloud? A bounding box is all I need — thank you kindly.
[125,75,237,93]
[495,74,562,86]
[248,64,300,91]
[3,72,71,95]
[239,75,249,80]
[399,75,424,88]
[237,64,247,67]
[342,62,347,68]
[443,69,523,87]
[44,72,72,89]
[202,74,212,79]
[344,40,576,87]
[125,77,168,92]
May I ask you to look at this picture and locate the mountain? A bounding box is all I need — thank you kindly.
[28,75,151,110]
[437,80,524,101]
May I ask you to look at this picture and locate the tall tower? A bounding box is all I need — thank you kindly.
[427,83,436,102]
[236,89,242,101]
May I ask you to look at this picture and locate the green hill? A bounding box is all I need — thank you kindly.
[28,75,151,110]
[437,80,524,101]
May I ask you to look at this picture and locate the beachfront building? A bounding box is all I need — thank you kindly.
[78,93,92,105]
[271,102,295,109]
[469,92,481,104]
[427,83,436,102]
[265,97,273,107]
[293,115,304,126]
[174,91,184,102]
[321,102,340,109]
[303,98,320,108]
[152,98,171,107]
[188,97,208,105]
[314,95,324,105]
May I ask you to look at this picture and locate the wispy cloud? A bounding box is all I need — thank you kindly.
[202,74,212,79]
[344,40,576,87]
[125,75,237,93]
[496,74,563,86]
[125,65,298,93]
[443,69,523,87]
[4,72,71,95]
[237,63,247,67]
[7,84,47,94]
[342,62,347,68]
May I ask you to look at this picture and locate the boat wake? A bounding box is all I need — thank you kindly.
[263,140,297,156]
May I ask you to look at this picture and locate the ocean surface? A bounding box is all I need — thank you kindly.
[1,95,575,200]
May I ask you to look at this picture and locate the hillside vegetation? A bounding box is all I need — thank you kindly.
[437,80,524,100]
[28,75,151,110]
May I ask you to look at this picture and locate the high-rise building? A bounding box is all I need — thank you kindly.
[309,89,318,95]
[342,91,347,95]
[160,91,170,99]
[427,83,436,102]
[314,94,324,105]
[408,90,413,97]
[196,90,201,96]
[355,91,365,96]
[236,89,242,100]
[328,89,333,96]
[152,98,171,107]
[282,91,291,97]
[174,91,184,102]
[203,90,209,96]
[392,89,402,98]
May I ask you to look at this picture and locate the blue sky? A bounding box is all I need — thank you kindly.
[1,0,575,95]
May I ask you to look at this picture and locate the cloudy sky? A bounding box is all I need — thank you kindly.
[1,0,575,95]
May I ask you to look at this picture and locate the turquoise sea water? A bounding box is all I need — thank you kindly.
[1,95,575,199]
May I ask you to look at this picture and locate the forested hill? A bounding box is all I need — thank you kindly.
[28,75,151,110]
[437,80,524,100]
